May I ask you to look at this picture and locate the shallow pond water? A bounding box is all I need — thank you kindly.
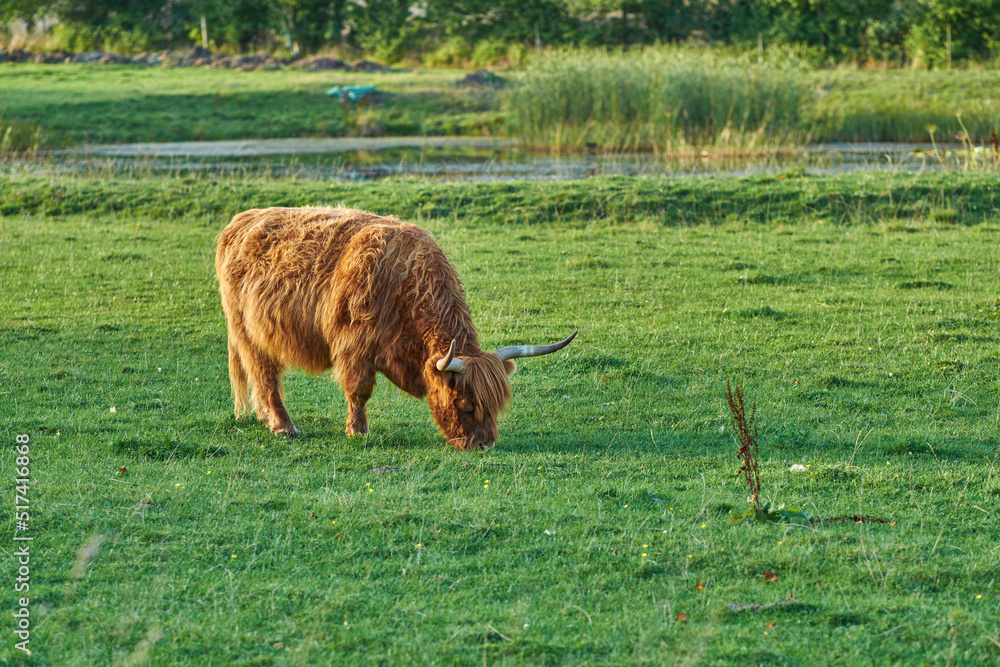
[28,137,992,181]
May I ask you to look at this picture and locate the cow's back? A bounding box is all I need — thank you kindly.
[216,206,416,373]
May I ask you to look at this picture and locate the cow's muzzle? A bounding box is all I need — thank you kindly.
[448,436,495,451]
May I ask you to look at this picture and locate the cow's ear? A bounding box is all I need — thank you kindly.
[502,360,516,376]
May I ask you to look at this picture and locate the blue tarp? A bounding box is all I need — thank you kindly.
[325,85,376,101]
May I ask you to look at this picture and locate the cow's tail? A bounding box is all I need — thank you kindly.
[228,337,251,419]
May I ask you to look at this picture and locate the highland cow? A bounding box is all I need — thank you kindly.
[216,206,576,450]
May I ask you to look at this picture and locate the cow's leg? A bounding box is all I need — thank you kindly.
[340,364,376,437]
[244,347,297,437]
[227,336,251,419]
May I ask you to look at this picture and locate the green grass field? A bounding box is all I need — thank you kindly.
[2,171,999,664]
[2,57,1000,152]
[0,64,500,148]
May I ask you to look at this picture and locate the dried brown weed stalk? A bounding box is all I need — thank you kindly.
[726,380,760,512]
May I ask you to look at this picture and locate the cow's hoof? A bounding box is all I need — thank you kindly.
[274,424,298,437]
[346,424,368,437]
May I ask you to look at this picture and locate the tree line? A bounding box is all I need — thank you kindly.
[3,0,998,67]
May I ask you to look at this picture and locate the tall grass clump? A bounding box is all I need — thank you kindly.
[806,69,1000,143]
[0,112,43,159]
[504,47,810,153]
[811,91,1000,144]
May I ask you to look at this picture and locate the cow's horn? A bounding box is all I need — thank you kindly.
[436,339,467,373]
[494,330,578,362]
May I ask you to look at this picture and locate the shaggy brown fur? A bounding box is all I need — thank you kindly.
[215,206,517,450]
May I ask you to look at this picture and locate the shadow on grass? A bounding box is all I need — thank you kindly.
[727,603,820,619]
[501,429,720,456]
[111,402,1000,463]
[113,436,228,460]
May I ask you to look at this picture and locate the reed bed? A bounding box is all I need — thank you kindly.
[503,48,811,153]
[0,113,43,159]
[806,68,1000,143]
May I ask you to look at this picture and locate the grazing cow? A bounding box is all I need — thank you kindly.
[215,206,576,450]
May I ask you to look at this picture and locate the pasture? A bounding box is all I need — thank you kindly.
[0,64,498,148]
[4,57,1000,152]
[2,172,999,664]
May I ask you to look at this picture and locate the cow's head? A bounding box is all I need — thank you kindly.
[427,332,577,450]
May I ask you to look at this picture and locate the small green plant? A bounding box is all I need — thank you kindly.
[924,122,938,144]
[954,114,1000,172]
[726,379,760,512]
[730,501,812,524]
[727,380,812,524]
[723,382,886,525]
